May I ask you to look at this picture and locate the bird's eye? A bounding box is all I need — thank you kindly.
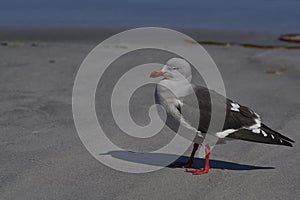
[172,67,178,70]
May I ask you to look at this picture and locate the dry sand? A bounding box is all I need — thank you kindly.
[0,28,299,200]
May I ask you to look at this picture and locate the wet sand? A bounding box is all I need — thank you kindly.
[0,28,299,200]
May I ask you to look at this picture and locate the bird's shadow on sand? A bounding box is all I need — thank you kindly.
[99,151,274,170]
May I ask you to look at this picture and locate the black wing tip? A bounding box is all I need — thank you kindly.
[281,140,293,147]
[287,143,293,147]
[261,123,295,143]
[289,138,295,143]
[278,136,295,145]
[228,128,295,147]
[280,135,295,143]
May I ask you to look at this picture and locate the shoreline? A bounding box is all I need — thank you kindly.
[1,26,300,47]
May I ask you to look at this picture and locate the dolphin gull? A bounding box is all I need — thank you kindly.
[150,58,294,175]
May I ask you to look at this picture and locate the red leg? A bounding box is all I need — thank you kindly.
[186,145,210,175]
[171,143,199,168]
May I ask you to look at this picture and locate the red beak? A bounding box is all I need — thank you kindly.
[150,69,165,78]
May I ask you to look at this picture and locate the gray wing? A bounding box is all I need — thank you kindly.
[180,86,294,146]
[156,84,294,146]
[180,86,258,133]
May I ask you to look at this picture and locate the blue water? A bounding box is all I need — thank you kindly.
[1,0,300,32]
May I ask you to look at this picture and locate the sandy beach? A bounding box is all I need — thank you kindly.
[0,28,299,200]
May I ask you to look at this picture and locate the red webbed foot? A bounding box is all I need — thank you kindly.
[185,145,211,175]
[186,168,209,175]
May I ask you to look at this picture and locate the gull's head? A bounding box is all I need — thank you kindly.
[150,58,192,82]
